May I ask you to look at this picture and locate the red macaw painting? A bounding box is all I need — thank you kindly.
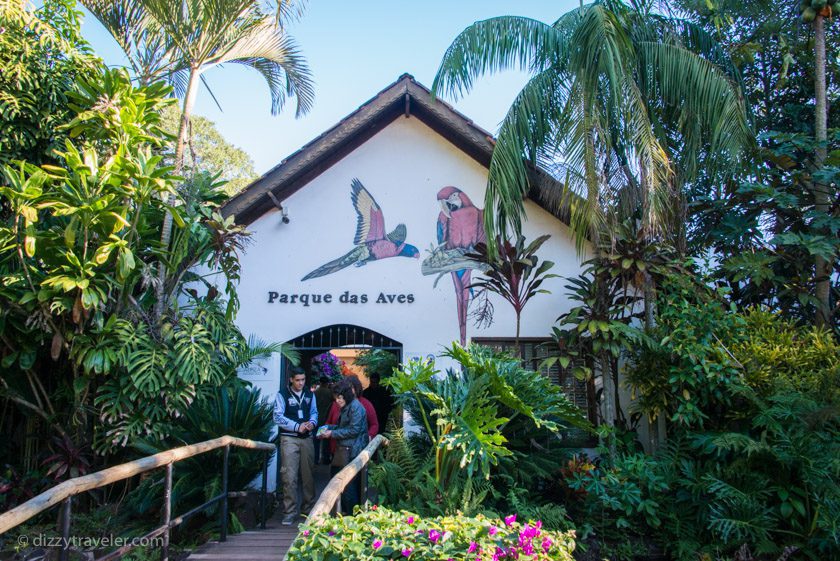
[430,186,486,345]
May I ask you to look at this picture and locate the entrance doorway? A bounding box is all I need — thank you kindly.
[281,324,403,388]
[276,324,403,488]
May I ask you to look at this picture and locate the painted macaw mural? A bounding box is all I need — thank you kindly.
[421,186,487,345]
[302,179,419,281]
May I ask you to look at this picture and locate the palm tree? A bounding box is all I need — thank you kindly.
[433,0,751,431]
[82,0,315,315]
[433,0,751,253]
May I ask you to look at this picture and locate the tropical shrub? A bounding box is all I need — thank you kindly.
[0,67,257,464]
[558,271,840,559]
[374,344,589,516]
[624,273,749,430]
[287,506,576,561]
[371,425,494,517]
[564,390,840,560]
[0,0,100,167]
[122,382,275,533]
[730,309,840,404]
[465,234,558,345]
[355,348,400,379]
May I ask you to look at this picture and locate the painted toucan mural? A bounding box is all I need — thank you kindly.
[301,179,420,281]
[421,186,486,345]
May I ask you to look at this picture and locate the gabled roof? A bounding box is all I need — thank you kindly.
[222,74,566,226]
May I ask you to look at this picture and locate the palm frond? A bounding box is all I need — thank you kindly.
[80,0,172,82]
[638,40,752,177]
[486,69,569,242]
[273,0,307,26]
[432,16,562,101]
[217,20,314,116]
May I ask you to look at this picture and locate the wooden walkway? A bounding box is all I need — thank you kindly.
[186,517,300,561]
[186,464,333,561]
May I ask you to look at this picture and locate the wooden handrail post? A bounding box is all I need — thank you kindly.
[260,450,268,530]
[360,465,368,505]
[58,496,71,561]
[219,445,230,542]
[161,463,173,561]
[307,435,387,522]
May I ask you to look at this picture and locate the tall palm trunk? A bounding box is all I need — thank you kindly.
[155,67,201,317]
[583,102,617,439]
[813,15,831,328]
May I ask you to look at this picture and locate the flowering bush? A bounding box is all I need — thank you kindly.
[287,506,576,560]
[312,352,344,382]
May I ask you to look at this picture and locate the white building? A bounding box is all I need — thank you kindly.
[221,75,595,488]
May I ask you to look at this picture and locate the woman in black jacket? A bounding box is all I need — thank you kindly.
[319,378,368,512]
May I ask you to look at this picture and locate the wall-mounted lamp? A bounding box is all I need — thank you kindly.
[266,191,290,224]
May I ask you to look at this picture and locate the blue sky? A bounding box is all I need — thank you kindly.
[80,1,578,175]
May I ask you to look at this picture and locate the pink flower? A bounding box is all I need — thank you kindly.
[302,530,310,536]
[371,504,378,511]
[504,514,517,527]
[402,548,413,557]
[468,541,478,553]
[542,537,553,553]
[519,524,539,540]
[488,525,498,536]
[406,516,415,525]
[372,539,382,549]
[429,529,442,543]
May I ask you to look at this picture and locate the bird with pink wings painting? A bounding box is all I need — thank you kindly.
[434,186,486,345]
[301,179,420,281]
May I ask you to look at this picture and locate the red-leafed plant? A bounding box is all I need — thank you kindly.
[467,235,558,349]
[42,434,92,481]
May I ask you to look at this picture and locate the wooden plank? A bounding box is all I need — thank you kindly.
[195,548,290,552]
[188,551,286,561]
[231,536,297,542]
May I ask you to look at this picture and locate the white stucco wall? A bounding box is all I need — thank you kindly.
[233,116,586,488]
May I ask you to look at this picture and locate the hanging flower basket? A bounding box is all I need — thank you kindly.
[312,352,344,382]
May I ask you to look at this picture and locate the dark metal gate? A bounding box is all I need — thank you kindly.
[286,324,403,352]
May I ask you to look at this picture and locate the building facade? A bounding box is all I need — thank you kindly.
[222,75,591,489]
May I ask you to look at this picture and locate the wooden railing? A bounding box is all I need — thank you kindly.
[307,434,389,521]
[0,435,274,561]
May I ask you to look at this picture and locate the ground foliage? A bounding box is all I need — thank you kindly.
[121,381,275,536]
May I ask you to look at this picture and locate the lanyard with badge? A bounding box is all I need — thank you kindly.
[289,390,305,420]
